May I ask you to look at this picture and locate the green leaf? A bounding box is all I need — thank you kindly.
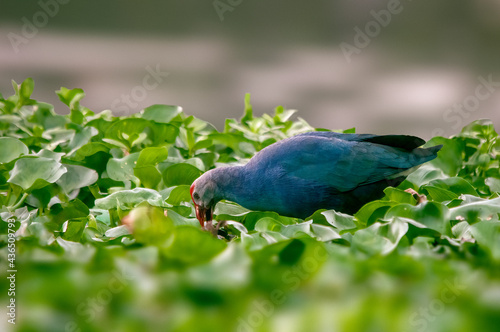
[105,118,178,148]
[94,188,165,210]
[241,93,253,125]
[19,77,34,101]
[450,196,500,224]
[162,163,202,187]
[165,209,199,227]
[310,209,357,231]
[104,225,131,238]
[162,226,226,265]
[56,87,85,110]
[134,166,161,189]
[0,137,29,163]
[486,177,500,193]
[422,177,478,202]
[460,119,498,140]
[166,185,192,205]
[75,142,110,159]
[62,218,88,242]
[142,104,182,123]
[57,164,98,194]
[106,153,140,183]
[386,202,451,235]
[425,136,463,176]
[383,187,416,205]
[405,164,448,188]
[355,200,398,227]
[470,220,500,260]
[134,147,168,188]
[136,146,169,166]
[351,218,408,255]
[50,199,90,226]
[8,157,67,191]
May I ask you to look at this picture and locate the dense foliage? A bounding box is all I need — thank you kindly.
[1,78,500,332]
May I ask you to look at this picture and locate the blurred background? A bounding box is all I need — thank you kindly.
[1,0,500,138]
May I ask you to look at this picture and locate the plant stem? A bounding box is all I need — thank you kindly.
[9,192,28,212]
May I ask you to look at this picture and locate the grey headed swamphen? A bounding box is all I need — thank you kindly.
[190,131,442,228]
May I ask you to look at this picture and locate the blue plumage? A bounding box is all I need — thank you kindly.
[190,132,442,225]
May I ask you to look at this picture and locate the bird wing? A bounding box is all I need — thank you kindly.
[298,131,426,151]
[255,133,436,193]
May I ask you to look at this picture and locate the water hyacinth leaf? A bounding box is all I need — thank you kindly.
[383,187,417,205]
[35,149,65,161]
[19,77,34,101]
[106,152,140,183]
[460,119,498,140]
[75,142,110,159]
[178,126,196,151]
[209,133,255,156]
[422,185,458,202]
[470,220,500,260]
[186,117,209,132]
[136,146,169,166]
[30,102,66,129]
[254,217,285,233]
[355,200,398,227]
[192,139,213,152]
[50,199,90,226]
[66,126,98,156]
[105,118,178,147]
[452,220,474,242]
[241,93,253,125]
[254,218,340,242]
[312,209,357,231]
[165,209,199,227]
[166,185,192,205]
[104,225,131,239]
[163,163,202,187]
[94,188,165,210]
[185,244,251,290]
[134,166,161,189]
[62,217,88,242]
[449,196,500,224]
[351,218,408,255]
[423,177,478,200]
[0,137,29,163]
[8,157,67,191]
[405,164,448,188]
[485,177,500,193]
[386,202,451,236]
[309,224,341,241]
[133,147,169,188]
[142,104,183,123]
[183,157,206,172]
[162,226,226,265]
[214,201,252,222]
[57,164,98,194]
[425,136,463,176]
[56,87,86,112]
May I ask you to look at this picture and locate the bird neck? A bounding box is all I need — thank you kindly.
[210,166,247,204]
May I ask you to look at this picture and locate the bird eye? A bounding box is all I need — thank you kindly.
[193,192,200,200]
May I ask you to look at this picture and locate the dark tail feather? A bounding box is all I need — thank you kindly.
[412,144,442,164]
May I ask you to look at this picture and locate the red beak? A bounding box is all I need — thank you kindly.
[195,204,213,228]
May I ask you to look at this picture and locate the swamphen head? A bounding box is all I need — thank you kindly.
[190,170,218,227]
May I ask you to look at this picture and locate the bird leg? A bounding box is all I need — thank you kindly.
[404,188,427,204]
[203,220,215,234]
[203,220,228,238]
